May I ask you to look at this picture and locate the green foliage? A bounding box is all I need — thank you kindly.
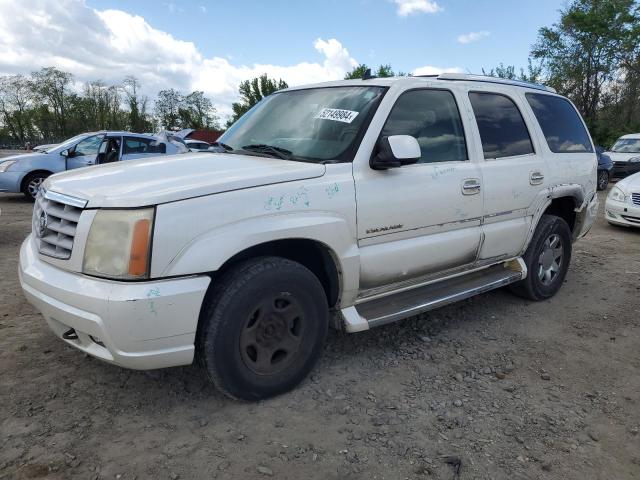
[344,64,398,79]
[227,74,288,127]
[0,67,220,145]
[531,0,640,141]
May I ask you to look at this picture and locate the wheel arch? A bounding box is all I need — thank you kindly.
[210,238,343,309]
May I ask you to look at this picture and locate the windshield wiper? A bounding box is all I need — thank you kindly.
[241,144,292,160]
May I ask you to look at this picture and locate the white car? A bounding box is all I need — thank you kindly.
[605,171,640,227]
[606,133,640,180]
[185,139,211,152]
[19,74,598,400]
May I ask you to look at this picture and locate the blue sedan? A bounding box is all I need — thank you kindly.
[0,131,188,200]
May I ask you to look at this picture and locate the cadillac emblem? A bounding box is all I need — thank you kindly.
[37,211,48,238]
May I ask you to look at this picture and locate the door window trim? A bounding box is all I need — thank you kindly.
[373,87,471,166]
[468,90,537,160]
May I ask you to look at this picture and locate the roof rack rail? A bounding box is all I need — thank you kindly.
[434,73,556,93]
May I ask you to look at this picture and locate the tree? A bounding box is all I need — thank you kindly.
[227,74,288,127]
[31,67,73,137]
[344,64,397,79]
[180,91,219,129]
[531,0,640,128]
[482,60,543,83]
[154,88,183,130]
[0,75,34,144]
[123,76,153,132]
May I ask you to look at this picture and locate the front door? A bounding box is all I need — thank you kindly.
[65,134,104,170]
[354,88,483,291]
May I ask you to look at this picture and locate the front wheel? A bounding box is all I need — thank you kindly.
[21,172,50,200]
[597,170,609,191]
[198,256,328,400]
[510,214,572,301]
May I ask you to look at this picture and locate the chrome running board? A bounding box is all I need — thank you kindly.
[341,259,526,332]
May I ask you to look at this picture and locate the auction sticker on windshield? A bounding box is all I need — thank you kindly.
[315,108,359,123]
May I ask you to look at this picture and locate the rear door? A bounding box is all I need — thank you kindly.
[465,89,547,261]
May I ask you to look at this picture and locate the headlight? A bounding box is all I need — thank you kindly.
[629,156,640,163]
[83,208,154,280]
[607,186,627,203]
[0,160,16,172]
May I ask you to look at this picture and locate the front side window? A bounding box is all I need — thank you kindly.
[218,86,386,162]
[74,135,103,156]
[380,89,468,163]
[469,92,534,159]
[526,93,593,153]
[611,138,640,153]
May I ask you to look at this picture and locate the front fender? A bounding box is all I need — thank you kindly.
[150,168,360,304]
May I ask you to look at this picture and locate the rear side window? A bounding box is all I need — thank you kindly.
[123,137,166,154]
[469,92,534,159]
[526,93,593,153]
[381,89,468,163]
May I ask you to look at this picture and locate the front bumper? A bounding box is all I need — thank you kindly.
[0,171,24,193]
[605,198,640,228]
[19,236,211,369]
[612,162,640,180]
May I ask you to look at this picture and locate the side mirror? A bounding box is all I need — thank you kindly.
[60,149,69,157]
[370,135,421,170]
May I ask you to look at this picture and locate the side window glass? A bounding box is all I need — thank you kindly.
[123,137,151,154]
[525,93,593,153]
[74,135,103,156]
[469,92,534,159]
[381,89,468,163]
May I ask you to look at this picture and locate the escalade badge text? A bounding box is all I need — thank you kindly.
[37,211,48,238]
[366,224,403,235]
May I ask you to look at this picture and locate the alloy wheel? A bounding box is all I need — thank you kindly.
[538,234,564,286]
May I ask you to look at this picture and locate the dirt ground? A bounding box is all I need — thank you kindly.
[1,185,639,480]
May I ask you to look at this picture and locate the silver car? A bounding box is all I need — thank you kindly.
[0,131,188,199]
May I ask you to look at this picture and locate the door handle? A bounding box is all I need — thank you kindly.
[462,179,481,195]
[530,171,544,185]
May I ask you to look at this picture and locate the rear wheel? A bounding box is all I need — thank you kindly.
[597,170,609,191]
[21,172,50,200]
[198,256,328,400]
[510,214,572,301]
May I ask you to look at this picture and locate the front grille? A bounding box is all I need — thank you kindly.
[32,190,83,259]
[632,193,640,206]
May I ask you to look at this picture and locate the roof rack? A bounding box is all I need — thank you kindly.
[429,73,556,93]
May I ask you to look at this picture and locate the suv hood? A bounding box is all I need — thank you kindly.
[45,152,326,208]
[605,151,640,163]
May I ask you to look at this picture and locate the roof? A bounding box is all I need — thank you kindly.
[284,73,557,94]
[620,133,640,139]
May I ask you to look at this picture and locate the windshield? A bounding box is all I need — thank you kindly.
[47,133,92,153]
[218,86,387,162]
[611,138,640,153]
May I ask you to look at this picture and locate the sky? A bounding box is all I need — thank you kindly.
[0,0,565,120]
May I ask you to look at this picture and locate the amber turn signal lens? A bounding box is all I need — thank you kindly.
[128,218,151,276]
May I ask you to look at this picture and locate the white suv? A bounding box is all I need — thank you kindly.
[19,74,598,400]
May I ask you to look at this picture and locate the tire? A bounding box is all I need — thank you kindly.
[198,256,328,400]
[509,214,572,301]
[597,170,609,191]
[21,172,50,200]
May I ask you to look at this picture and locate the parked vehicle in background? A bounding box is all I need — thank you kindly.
[605,133,640,180]
[33,143,59,153]
[19,74,598,400]
[605,171,640,227]
[595,146,613,190]
[0,131,188,200]
[185,139,211,152]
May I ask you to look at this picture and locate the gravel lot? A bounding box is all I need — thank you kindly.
[1,184,639,480]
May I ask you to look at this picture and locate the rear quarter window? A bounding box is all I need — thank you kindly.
[525,93,593,153]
